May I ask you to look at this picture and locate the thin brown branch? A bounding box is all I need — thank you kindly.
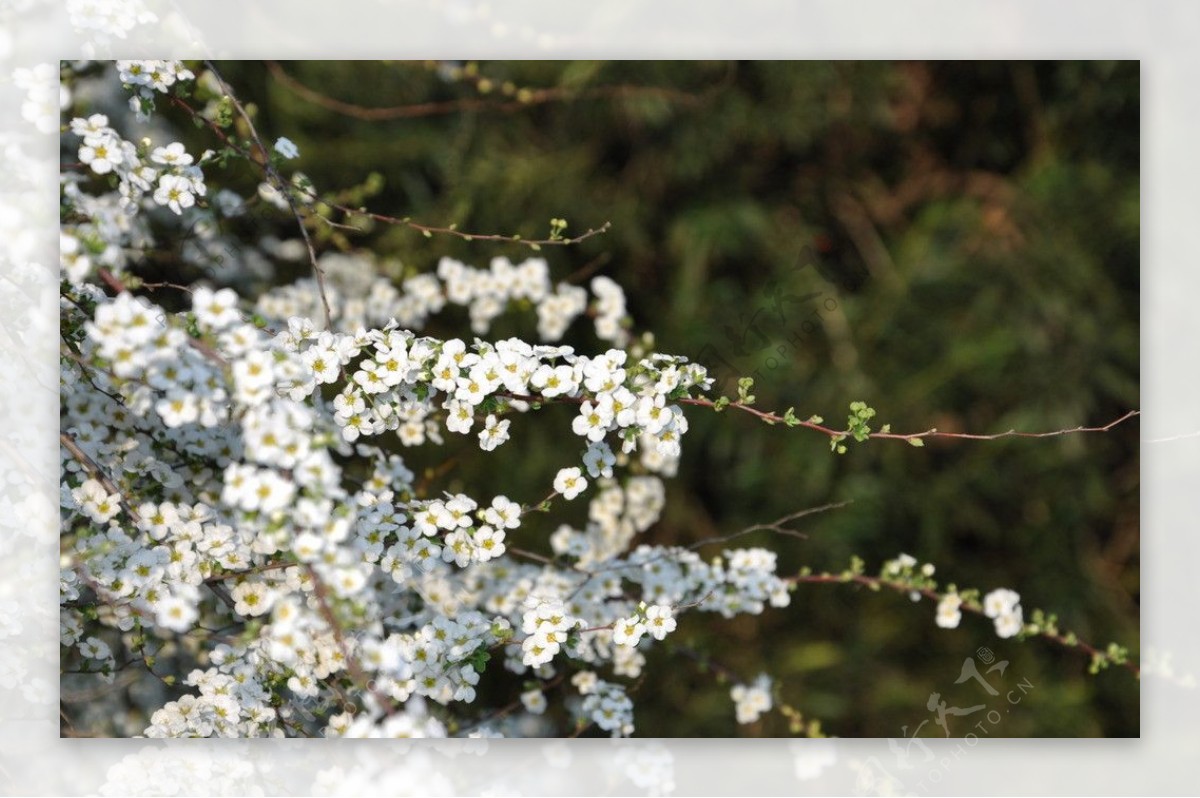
[321,198,612,249]
[497,388,1139,446]
[563,252,613,285]
[682,397,1141,443]
[686,501,851,551]
[506,546,558,566]
[788,571,1140,677]
[204,560,294,583]
[265,60,713,122]
[168,90,611,253]
[60,430,140,524]
[203,61,334,330]
[520,488,561,516]
[306,564,397,716]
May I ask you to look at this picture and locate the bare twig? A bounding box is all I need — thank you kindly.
[168,91,611,253]
[203,60,334,330]
[685,501,851,551]
[265,60,715,122]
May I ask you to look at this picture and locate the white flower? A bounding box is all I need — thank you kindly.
[192,286,240,330]
[154,174,196,214]
[478,414,511,451]
[598,388,637,428]
[72,478,121,523]
[644,604,677,640]
[483,495,522,530]
[151,142,193,166]
[155,594,198,632]
[274,137,300,159]
[521,689,547,715]
[612,615,646,647]
[80,636,112,661]
[582,441,616,479]
[472,526,505,561]
[935,594,963,629]
[530,364,577,398]
[519,601,578,668]
[982,589,1023,638]
[70,113,109,138]
[983,588,1021,619]
[994,609,1024,639]
[155,390,200,427]
[521,631,558,668]
[572,400,613,442]
[571,670,599,695]
[444,399,475,434]
[455,374,488,405]
[353,360,389,395]
[553,467,587,500]
[303,343,341,384]
[232,581,274,617]
[442,529,475,567]
[79,133,124,175]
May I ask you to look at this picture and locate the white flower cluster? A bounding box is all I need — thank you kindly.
[579,678,636,736]
[66,1,157,45]
[612,603,676,647]
[61,484,210,637]
[60,182,156,286]
[72,478,121,523]
[439,256,553,335]
[983,588,1024,639]
[68,74,207,219]
[521,599,582,668]
[936,592,963,629]
[272,314,709,496]
[332,704,448,738]
[145,667,276,738]
[63,266,798,737]
[254,251,631,347]
[15,63,66,134]
[117,59,194,109]
[731,673,773,724]
[877,553,1022,638]
[58,64,210,287]
[590,275,630,347]
[59,60,1050,741]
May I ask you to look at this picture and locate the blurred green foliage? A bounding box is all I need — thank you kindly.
[205,60,1138,736]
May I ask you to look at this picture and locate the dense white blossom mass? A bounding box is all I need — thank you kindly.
[59,60,1033,739]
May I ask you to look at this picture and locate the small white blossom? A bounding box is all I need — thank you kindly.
[274,137,300,159]
[553,467,587,501]
[935,594,963,629]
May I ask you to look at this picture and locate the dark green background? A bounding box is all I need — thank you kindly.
[189,61,1140,736]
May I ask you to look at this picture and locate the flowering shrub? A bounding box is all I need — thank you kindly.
[59,60,1138,738]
